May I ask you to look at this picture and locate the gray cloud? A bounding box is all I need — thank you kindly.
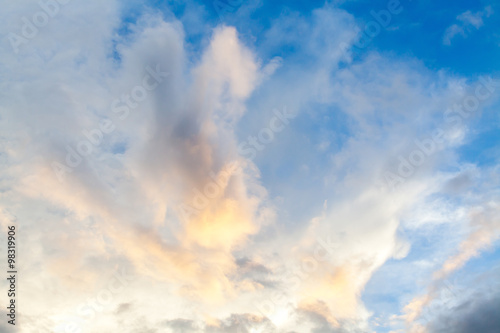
[427,290,500,333]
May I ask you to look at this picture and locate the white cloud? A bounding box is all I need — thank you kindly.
[0,1,499,332]
[443,6,493,45]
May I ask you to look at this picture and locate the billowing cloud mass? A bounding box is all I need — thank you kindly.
[0,0,499,332]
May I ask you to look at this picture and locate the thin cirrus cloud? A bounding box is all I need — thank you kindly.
[443,5,493,45]
[0,0,499,332]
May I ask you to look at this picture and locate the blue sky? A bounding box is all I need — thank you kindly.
[0,0,499,332]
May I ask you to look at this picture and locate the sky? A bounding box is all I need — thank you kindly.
[0,0,499,332]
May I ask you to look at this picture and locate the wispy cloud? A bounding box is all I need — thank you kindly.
[443,6,493,45]
[1,1,499,332]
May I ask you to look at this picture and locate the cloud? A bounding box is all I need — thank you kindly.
[443,6,493,45]
[0,1,274,327]
[0,1,499,332]
[426,289,500,333]
[402,182,500,332]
